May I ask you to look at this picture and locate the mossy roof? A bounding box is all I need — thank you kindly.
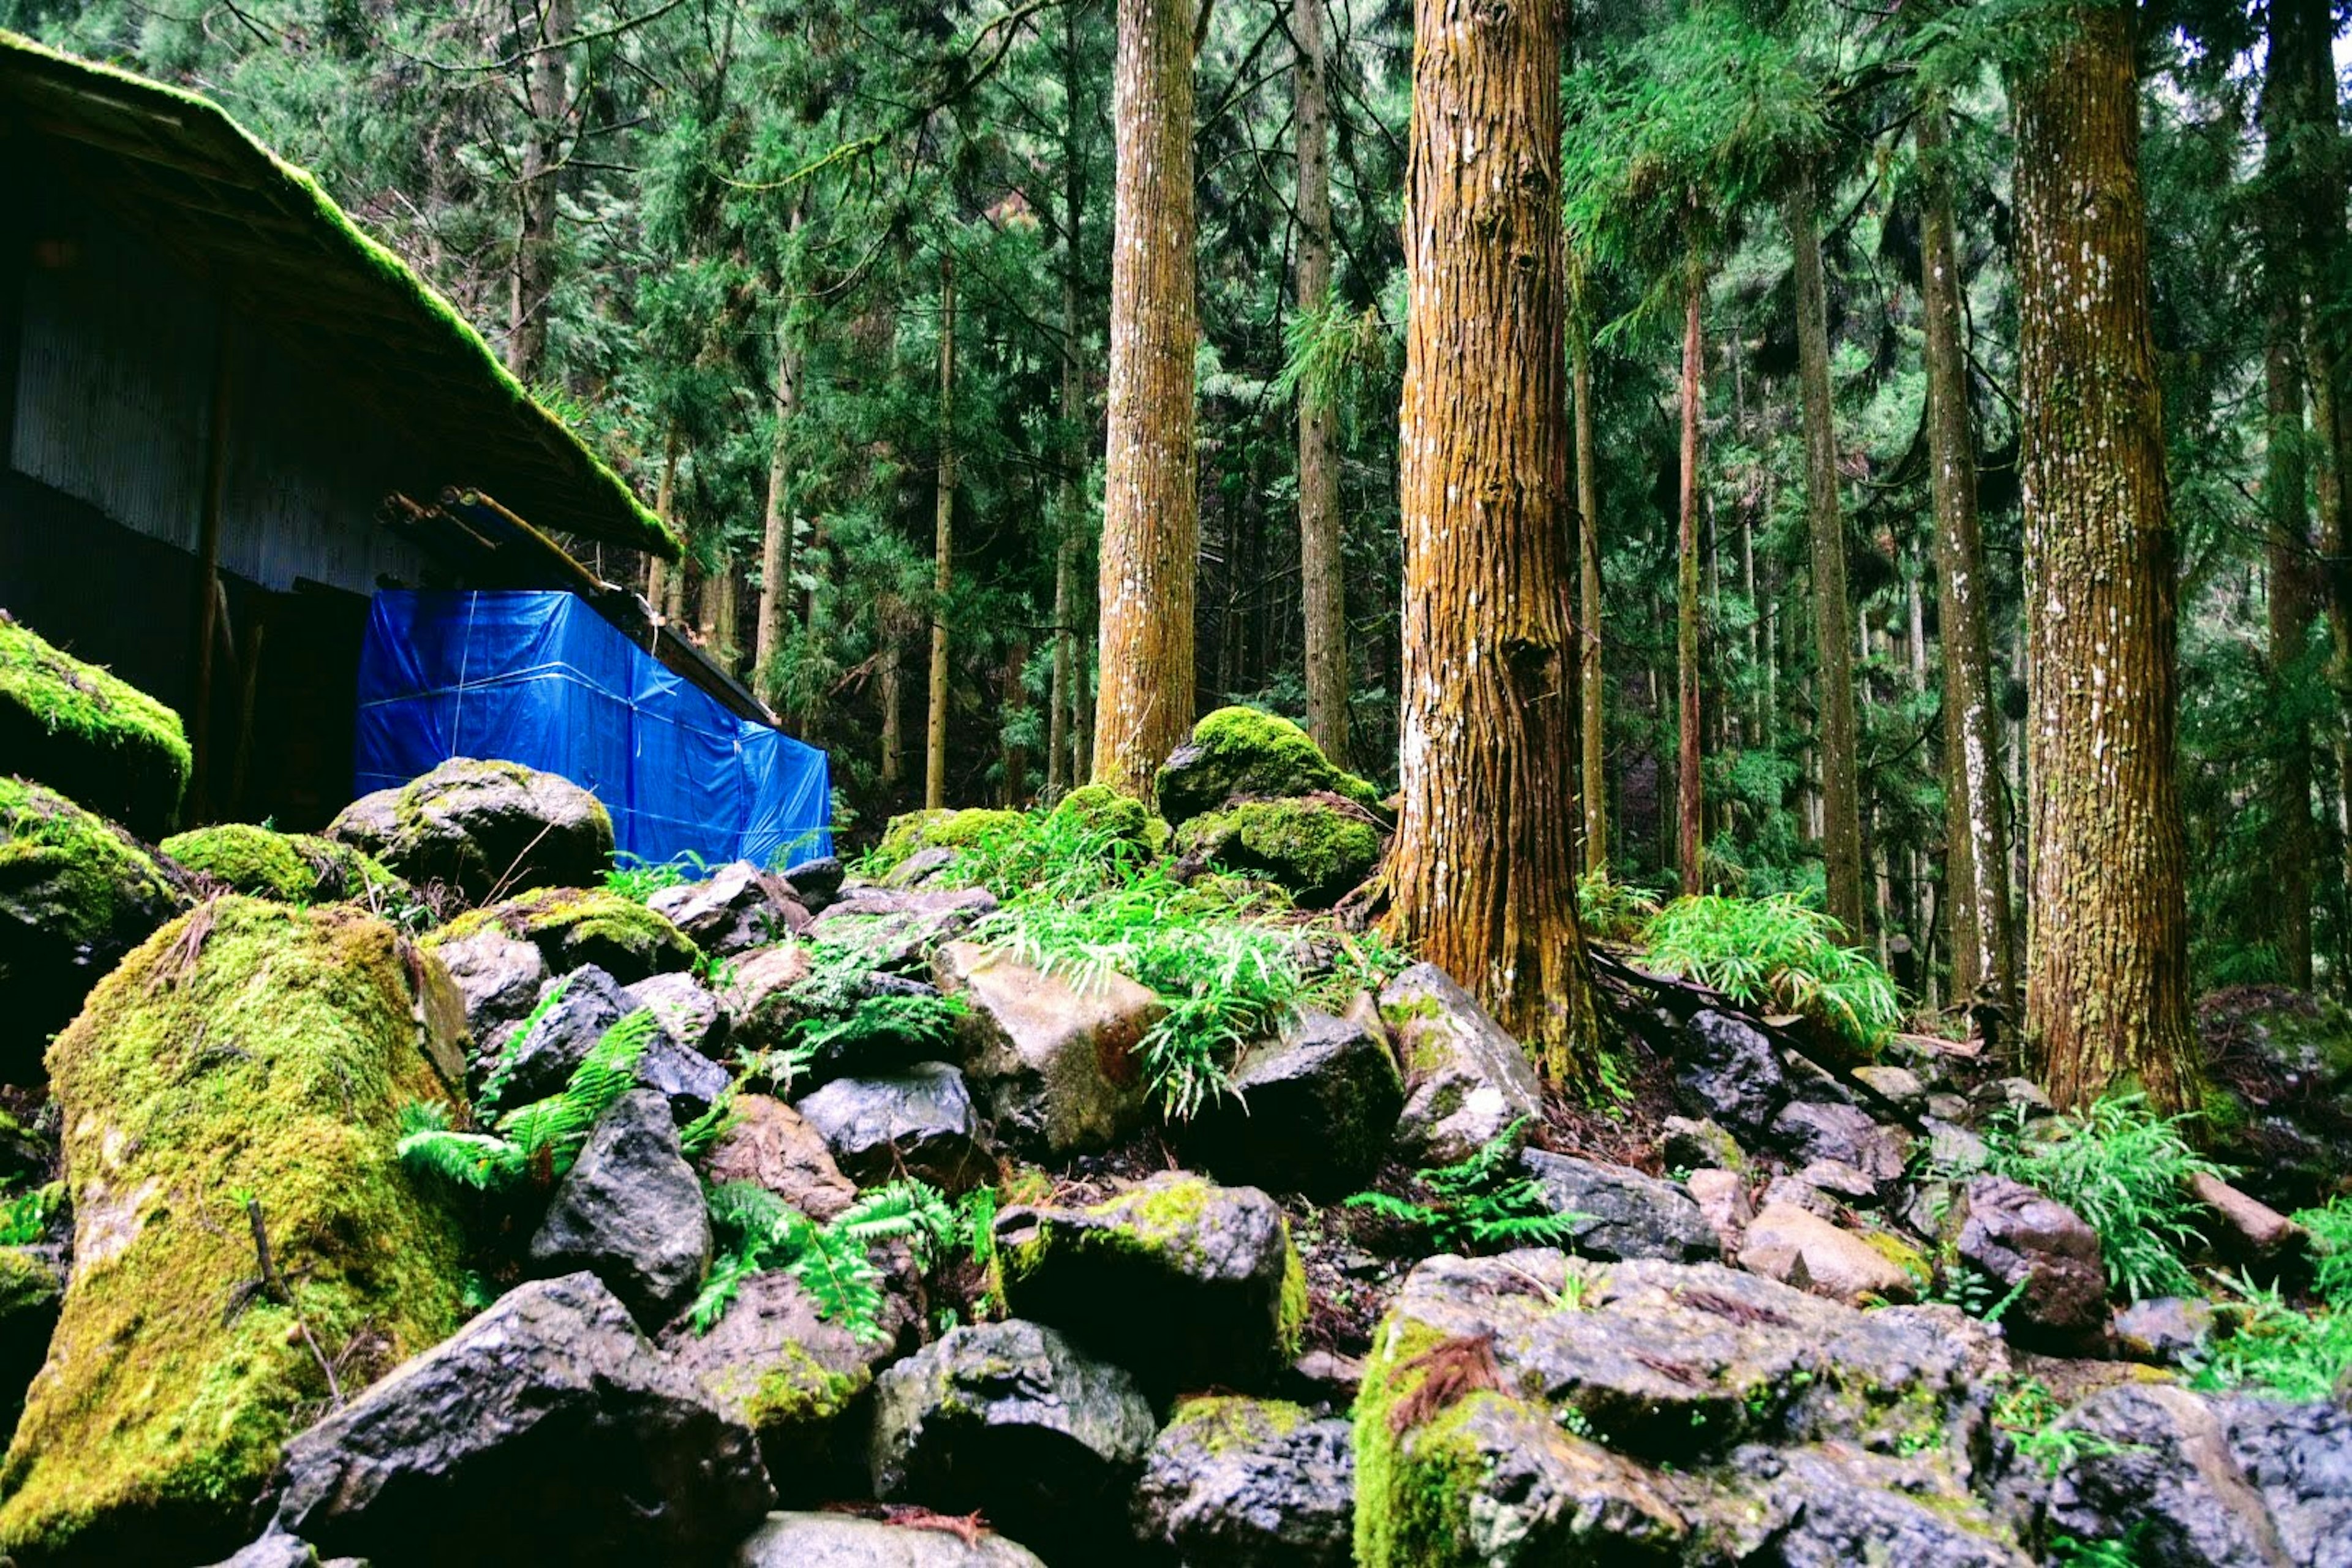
[0,30,678,560]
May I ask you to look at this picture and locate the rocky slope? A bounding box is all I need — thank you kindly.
[0,671,2345,1566]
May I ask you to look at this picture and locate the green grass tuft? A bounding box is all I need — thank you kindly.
[1637,892,1900,1050]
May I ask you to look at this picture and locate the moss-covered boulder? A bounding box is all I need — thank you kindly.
[0,1243,63,1450]
[0,777,194,1079]
[1353,1251,2020,1567]
[0,898,470,1564]
[868,807,1029,879]
[1048,784,1158,848]
[1153,707,1381,826]
[995,1172,1307,1396]
[325,757,613,903]
[160,823,404,907]
[425,886,699,986]
[1173,796,1383,907]
[0,613,190,840]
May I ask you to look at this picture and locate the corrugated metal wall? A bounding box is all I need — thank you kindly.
[9,205,431,596]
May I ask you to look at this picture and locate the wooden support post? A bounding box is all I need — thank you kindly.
[190,315,233,822]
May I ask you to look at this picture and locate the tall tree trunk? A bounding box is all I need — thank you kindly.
[1294,0,1348,764]
[2013,2,2196,1112]
[1573,306,1607,871]
[2259,10,2315,987]
[1788,166,1865,936]
[1004,638,1031,805]
[1048,2,1087,799]
[880,636,905,792]
[647,425,680,617]
[508,0,571,383]
[755,260,802,709]
[1918,97,2017,1015]
[2280,0,2352,967]
[927,252,957,810]
[1094,0,1200,797]
[1391,0,1598,1085]
[1676,251,1705,895]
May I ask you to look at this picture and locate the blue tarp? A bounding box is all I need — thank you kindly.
[354,590,832,870]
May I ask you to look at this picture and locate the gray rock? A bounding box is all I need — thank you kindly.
[796,1063,992,1193]
[1684,1167,1754,1255]
[1850,1062,1929,1110]
[720,943,813,1053]
[1758,1174,1841,1220]
[813,886,998,971]
[202,1535,364,1568]
[476,965,630,1113]
[432,924,549,1039]
[734,1511,1046,1567]
[2046,1383,2298,1568]
[2114,1296,2217,1365]
[325,756,612,902]
[633,1028,733,1122]
[649,860,810,954]
[997,1172,1301,1395]
[704,1093,858,1221]
[869,1319,1158,1561]
[881,845,959,888]
[269,1272,773,1565]
[1953,1175,2107,1348]
[1768,1100,1910,1187]
[1353,1252,2016,1566]
[1378,963,1544,1165]
[1183,1007,1405,1197]
[1737,1202,1920,1304]
[1675,1009,1790,1139]
[933,941,1161,1158]
[530,1090,712,1330]
[1796,1158,1883,1205]
[1976,1076,2056,1117]
[625,970,731,1055]
[1518,1149,1721,1263]
[779,854,846,911]
[1661,1115,1747,1174]
[2218,1396,2352,1568]
[663,1271,908,1499]
[1717,1443,2030,1566]
[1131,1397,1354,1567]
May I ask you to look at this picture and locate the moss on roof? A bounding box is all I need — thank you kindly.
[0,29,678,560]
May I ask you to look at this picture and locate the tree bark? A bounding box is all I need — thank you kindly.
[1788,166,1864,937]
[508,0,571,383]
[1390,0,1598,1085]
[1294,0,1347,765]
[1573,306,1607,871]
[2258,9,2315,987]
[2278,0,2352,967]
[1676,252,1705,895]
[755,255,802,709]
[1093,0,1200,797]
[1048,4,1087,800]
[880,637,904,792]
[1918,98,2016,1014]
[927,252,957,811]
[2013,2,2197,1112]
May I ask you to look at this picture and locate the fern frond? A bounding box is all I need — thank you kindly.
[480,974,570,1109]
[396,1128,522,1190]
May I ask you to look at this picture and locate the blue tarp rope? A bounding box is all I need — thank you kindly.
[353,590,832,870]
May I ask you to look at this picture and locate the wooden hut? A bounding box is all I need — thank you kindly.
[0,30,704,828]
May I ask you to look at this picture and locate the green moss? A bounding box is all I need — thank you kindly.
[426,886,698,978]
[162,824,314,902]
[1861,1230,1932,1292]
[1154,706,1384,824]
[1166,1394,1310,1456]
[0,616,190,835]
[1049,785,1153,845]
[736,1341,870,1431]
[1353,1317,1493,1568]
[0,777,185,950]
[1176,798,1382,907]
[0,898,467,1561]
[1278,1231,1309,1359]
[868,808,1031,875]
